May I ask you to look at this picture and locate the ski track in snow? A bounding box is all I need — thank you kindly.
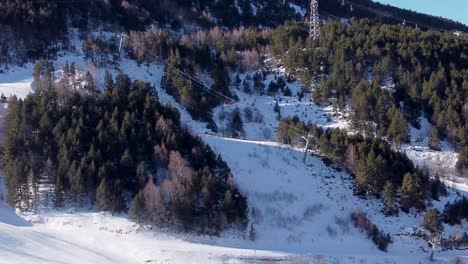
[0,29,467,263]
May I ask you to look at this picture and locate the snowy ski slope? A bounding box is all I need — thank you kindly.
[0,29,466,263]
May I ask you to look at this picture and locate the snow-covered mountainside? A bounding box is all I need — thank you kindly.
[213,69,350,140]
[0,171,285,264]
[0,135,466,263]
[0,27,467,263]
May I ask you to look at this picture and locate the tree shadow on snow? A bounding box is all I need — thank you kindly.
[0,205,32,227]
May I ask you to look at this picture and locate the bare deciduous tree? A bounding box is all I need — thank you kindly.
[168,151,188,180]
[345,144,358,173]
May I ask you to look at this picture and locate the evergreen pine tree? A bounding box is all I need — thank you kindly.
[249,223,256,241]
[429,127,441,151]
[382,180,397,216]
[355,158,369,194]
[388,108,409,148]
[400,173,423,211]
[69,62,75,77]
[229,108,244,138]
[223,190,234,215]
[111,179,125,213]
[104,70,114,90]
[423,209,443,234]
[96,178,111,210]
[129,191,145,222]
[136,161,147,189]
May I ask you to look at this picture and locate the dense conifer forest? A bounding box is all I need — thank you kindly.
[3,72,247,231]
[277,117,448,214]
[0,0,467,239]
[1,0,466,64]
[272,20,468,175]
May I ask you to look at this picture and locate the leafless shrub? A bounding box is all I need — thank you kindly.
[253,109,264,123]
[240,49,260,71]
[286,234,301,243]
[260,158,270,168]
[243,107,253,122]
[335,216,350,234]
[254,191,297,204]
[350,211,392,251]
[262,127,272,140]
[250,206,263,224]
[327,225,338,238]
[303,204,325,221]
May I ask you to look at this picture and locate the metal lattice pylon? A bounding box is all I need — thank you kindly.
[309,0,320,41]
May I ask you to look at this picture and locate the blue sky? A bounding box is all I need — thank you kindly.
[373,0,468,26]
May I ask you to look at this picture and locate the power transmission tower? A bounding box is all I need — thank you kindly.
[118,33,126,57]
[302,133,314,163]
[309,0,320,42]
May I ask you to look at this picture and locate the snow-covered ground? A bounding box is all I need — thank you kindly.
[201,135,468,263]
[0,171,288,264]
[1,137,467,263]
[0,28,467,263]
[0,64,35,100]
[214,70,350,140]
[0,28,210,136]
[401,117,465,190]
[289,3,306,18]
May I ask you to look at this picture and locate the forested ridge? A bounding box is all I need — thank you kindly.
[277,117,446,215]
[0,0,466,65]
[313,0,468,32]
[272,19,468,175]
[3,72,247,231]
[0,0,467,239]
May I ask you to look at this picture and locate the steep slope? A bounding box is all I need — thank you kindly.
[201,135,468,263]
[0,200,284,263]
[0,25,466,264]
[0,135,466,263]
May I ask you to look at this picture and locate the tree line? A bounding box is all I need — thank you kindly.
[3,72,247,232]
[272,19,468,175]
[277,116,447,214]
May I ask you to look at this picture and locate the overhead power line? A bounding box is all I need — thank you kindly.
[67,6,314,139]
[68,6,236,105]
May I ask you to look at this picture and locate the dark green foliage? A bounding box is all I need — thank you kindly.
[1,0,466,70]
[387,108,409,148]
[229,108,244,138]
[443,197,468,225]
[82,35,117,65]
[249,223,256,241]
[430,176,447,201]
[456,148,468,176]
[4,73,247,231]
[0,1,67,64]
[275,19,467,154]
[277,116,437,211]
[163,47,230,123]
[283,86,293,97]
[382,180,398,216]
[96,178,112,211]
[267,81,279,96]
[429,128,441,151]
[400,172,424,211]
[129,191,145,222]
[423,209,443,234]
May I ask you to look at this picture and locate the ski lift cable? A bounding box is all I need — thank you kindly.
[66,6,317,139]
[68,6,236,105]
[68,7,309,137]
